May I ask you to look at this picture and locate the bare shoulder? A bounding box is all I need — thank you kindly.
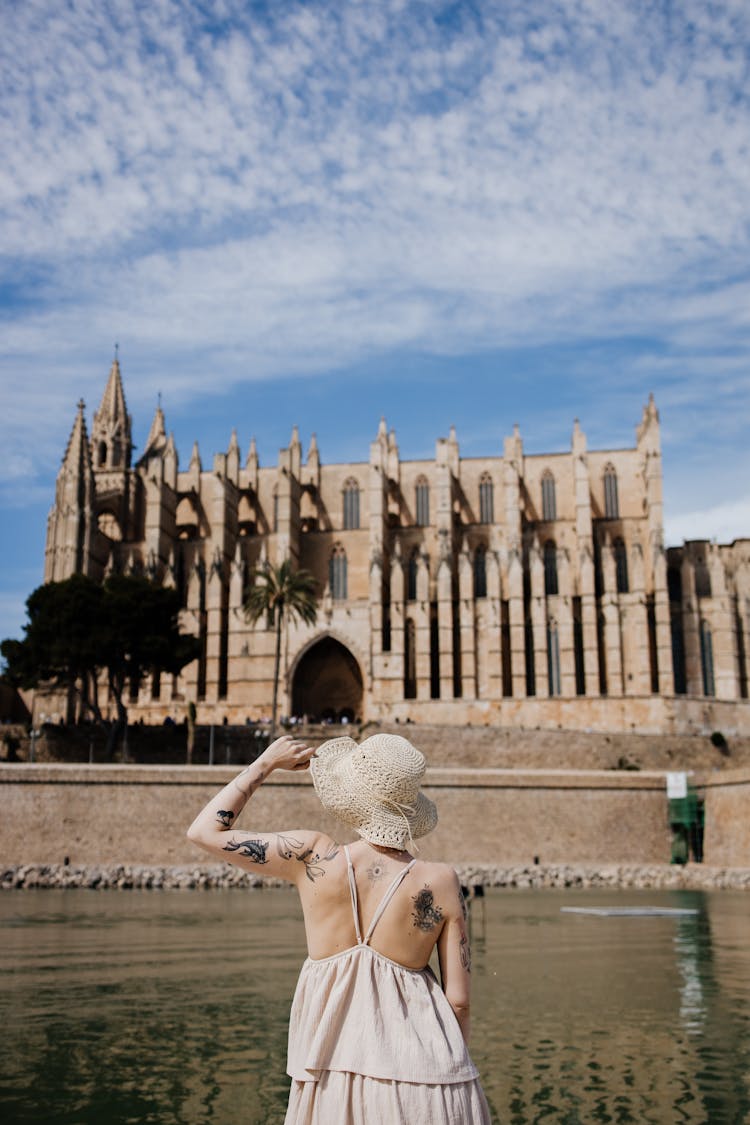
[414,859,460,887]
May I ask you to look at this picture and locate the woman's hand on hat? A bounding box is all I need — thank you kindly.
[261,735,316,772]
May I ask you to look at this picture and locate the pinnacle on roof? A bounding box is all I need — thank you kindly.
[246,435,259,470]
[61,399,93,476]
[228,428,240,454]
[95,353,129,430]
[189,440,202,471]
[306,432,319,460]
[143,402,167,458]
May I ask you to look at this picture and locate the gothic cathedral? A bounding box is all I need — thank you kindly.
[44,357,750,732]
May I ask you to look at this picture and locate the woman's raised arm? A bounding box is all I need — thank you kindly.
[186,735,336,884]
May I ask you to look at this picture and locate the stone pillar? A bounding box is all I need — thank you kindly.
[625,543,651,696]
[458,549,476,699]
[485,550,503,700]
[653,546,674,694]
[437,557,455,699]
[600,542,623,696]
[709,548,739,699]
[507,549,526,697]
[503,425,525,698]
[388,545,406,700]
[556,549,576,697]
[528,542,548,697]
[369,419,389,663]
[275,427,301,567]
[579,547,599,696]
[414,552,431,700]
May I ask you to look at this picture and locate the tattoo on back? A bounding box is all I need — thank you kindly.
[366,861,388,883]
[223,837,268,863]
[276,833,339,882]
[411,886,444,932]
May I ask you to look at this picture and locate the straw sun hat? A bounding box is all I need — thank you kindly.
[310,732,437,850]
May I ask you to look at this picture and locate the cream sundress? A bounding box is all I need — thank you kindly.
[285,846,491,1124]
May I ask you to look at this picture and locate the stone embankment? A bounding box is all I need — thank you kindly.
[3,862,749,891]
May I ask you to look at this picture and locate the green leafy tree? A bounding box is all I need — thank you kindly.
[1,573,200,757]
[100,574,200,757]
[244,560,318,734]
[1,574,106,723]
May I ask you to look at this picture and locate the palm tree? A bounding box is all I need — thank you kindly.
[244,559,318,735]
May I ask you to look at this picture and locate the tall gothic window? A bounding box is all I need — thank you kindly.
[272,489,279,533]
[329,544,347,600]
[547,621,561,696]
[474,544,487,599]
[479,473,494,524]
[544,540,558,596]
[404,618,417,699]
[343,478,360,530]
[415,476,430,526]
[603,464,619,519]
[541,471,556,521]
[700,620,715,696]
[407,548,419,601]
[614,538,629,594]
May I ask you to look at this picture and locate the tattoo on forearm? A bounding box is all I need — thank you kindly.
[276,833,339,881]
[216,809,235,827]
[460,891,469,922]
[223,837,268,863]
[411,886,444,932]
[459,931,472,972]
[366,861,387,883]
[233,767,265,798]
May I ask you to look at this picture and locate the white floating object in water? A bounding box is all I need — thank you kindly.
[561,906,699,917]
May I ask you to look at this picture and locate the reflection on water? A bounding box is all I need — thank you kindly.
[1,888,749,1124]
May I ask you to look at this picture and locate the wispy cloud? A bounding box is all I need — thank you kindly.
[0,0,749,543]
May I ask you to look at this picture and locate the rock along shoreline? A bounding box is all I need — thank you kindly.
[2,862,750,891]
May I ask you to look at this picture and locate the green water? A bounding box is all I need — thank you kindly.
[0,887,748,1124]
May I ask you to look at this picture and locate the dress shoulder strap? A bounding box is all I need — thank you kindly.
[343,845,363,944]
[363,858,417,946]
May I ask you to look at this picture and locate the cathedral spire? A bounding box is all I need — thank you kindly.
[61,399,94,479]
[45,400,97,582]
[142,401,167,459]
[91,352,133,470]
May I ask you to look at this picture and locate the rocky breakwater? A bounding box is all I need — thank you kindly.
[3,861,750,891]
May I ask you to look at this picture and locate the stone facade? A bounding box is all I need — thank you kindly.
[42,358,750,731]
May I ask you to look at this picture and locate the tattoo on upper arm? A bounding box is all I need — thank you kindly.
[276,833,339,881]
[216,809,235,827]
[460,890,469,922]
[223,837,268,863]
[459,930,472,972]
[411,886,444,932]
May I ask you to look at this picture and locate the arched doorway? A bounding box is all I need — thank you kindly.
[291,636,363,723]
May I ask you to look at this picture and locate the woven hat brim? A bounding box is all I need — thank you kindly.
[357,790,438,848]
[310,739,437,848]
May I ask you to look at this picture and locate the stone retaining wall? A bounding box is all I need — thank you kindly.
[1,762,746,871]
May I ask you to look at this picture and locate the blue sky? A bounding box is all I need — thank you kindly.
[2,0,750,644]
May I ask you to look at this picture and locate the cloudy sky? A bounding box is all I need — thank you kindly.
[2,0,749,642]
